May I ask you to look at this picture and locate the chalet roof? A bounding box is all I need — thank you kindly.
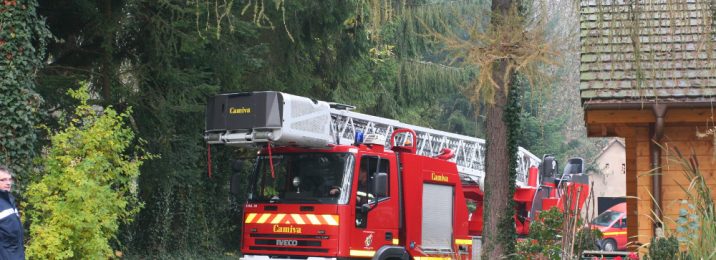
[593,137,625,163]
[579,0,716,107]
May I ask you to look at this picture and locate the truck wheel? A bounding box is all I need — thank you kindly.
[373,246,409,260]
[602,239,617,252]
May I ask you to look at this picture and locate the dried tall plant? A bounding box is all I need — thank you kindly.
[636,145,716,258]
[668,146,716,258]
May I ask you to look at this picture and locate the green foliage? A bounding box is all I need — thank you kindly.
[120,1,254,255]
[25,84,147,259]
[36,0,127,107]
[124,251,241,260]
[515,207,563,260]
[517,111,565,156]
[647,236,679,260]
[388,3,482,136]
[517,77,607,162]
[573,227,602,256]
[515,208,602,259]
[0,0,51,187]
[674,201,700,243]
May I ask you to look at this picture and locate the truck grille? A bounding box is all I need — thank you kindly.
[248,246,329,253]
[255,239,321,247]
[250,233,329,239]
[248,233,330,253]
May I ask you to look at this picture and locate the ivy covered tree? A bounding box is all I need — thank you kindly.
[24,85,148,259]
[0,0,50,187]
[420,0,564,257]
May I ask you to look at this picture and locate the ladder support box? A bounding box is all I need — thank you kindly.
[205,92,333,148]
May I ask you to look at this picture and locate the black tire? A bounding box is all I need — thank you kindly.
[602,239,617,251]
[373,246,409,260]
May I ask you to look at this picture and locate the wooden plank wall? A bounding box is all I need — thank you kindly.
[634,127,653,247]
[634,125,716,247]
[585,107,716,250]
[622,127,640,249]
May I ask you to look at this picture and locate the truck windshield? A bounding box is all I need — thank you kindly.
[248,152,354,204]
[591,210,621,227]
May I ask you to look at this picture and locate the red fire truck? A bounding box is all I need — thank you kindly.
[591,202,627,251]
[205,91,589,259]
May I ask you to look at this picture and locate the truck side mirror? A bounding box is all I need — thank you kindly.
[360,204,371,214]
[541,155,557,178]
[229,160,244,195]
[374,172,388,198]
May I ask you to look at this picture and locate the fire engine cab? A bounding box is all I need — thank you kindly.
[204,91,588,259]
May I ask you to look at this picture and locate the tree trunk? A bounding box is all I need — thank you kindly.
[483,0,516,258]
[483,61,514,259]
[100,0,113,104]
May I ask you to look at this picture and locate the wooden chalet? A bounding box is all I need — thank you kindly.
[580,0,716,248]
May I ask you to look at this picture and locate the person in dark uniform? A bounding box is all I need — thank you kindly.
[0,165,24,260]
[355,168,374,205]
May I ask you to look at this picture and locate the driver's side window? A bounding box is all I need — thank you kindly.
[355,156,390,228]
[355,157,390,204]
[356,158,376,206]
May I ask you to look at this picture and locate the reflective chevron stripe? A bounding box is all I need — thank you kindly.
[270,213,285,224]
[244,213,339,226]
[349,250,375,257]
[322,214,338,225]
[306,214,321,225]
[244,213,257,223]
[603,231,627,236]
[256,213,272,224]
[291,214,305,225]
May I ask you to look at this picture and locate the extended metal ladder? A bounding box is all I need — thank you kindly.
[204,91,540,189]
[328,106,540,188]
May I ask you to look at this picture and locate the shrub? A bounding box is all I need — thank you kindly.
[515,207,563,260]
[647,236,679,260]
[25,84,150,259]
[573,227,602,255]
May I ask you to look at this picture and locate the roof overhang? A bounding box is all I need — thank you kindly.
[582,101,715,137]
[583,98,716,111]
